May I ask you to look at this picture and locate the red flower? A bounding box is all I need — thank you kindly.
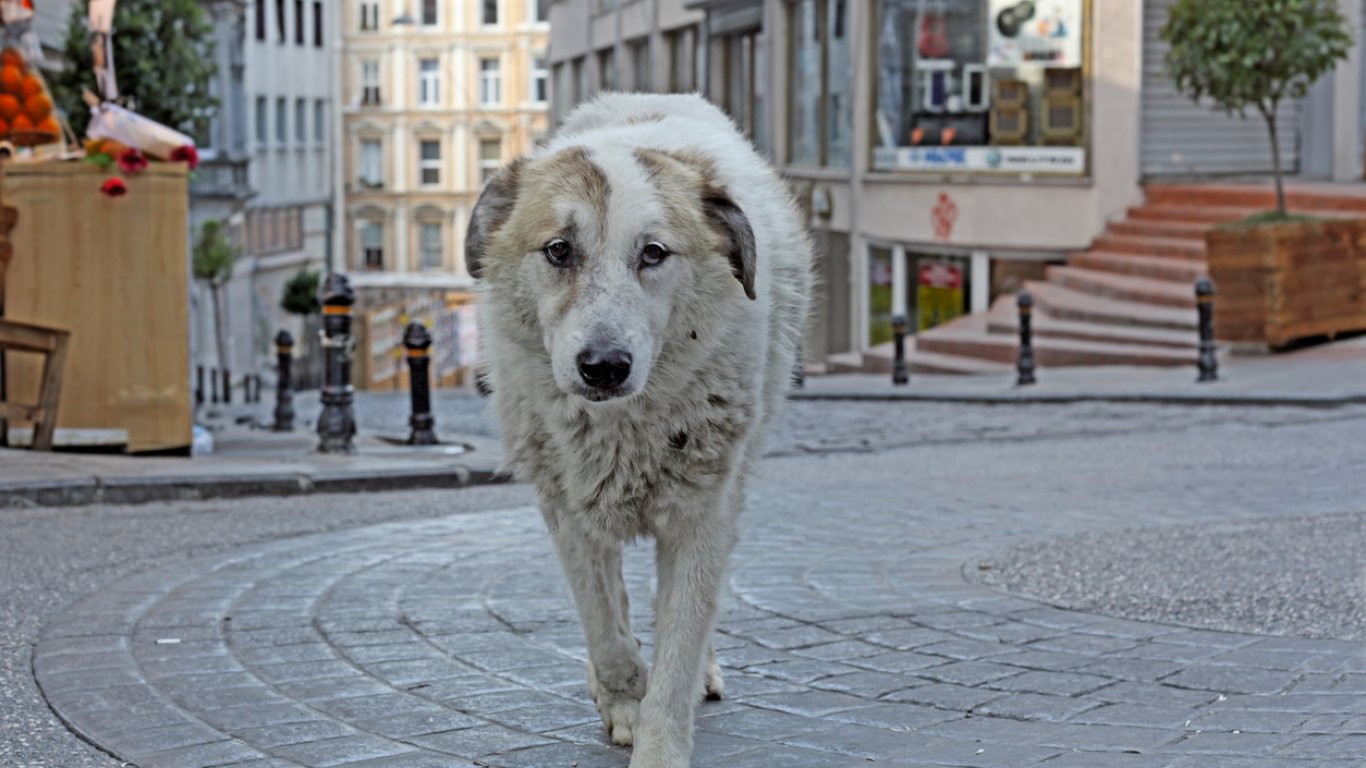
[170,144,200,171]
[101,176,128,197]
[116,148,148,175]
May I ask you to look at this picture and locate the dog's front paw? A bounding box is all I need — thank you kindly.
[588,660,645,746]
[703,657,725,701]
[627,732,690,768]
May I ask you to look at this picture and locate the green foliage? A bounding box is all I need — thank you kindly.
[192,220,237,287]
[48,0,220,138]
[1162,0,1351,214]
[281,269,323,316]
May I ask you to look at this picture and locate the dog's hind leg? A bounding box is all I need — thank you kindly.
[551,522,647,746]
[703,641,724,701]
[632,499,740,768]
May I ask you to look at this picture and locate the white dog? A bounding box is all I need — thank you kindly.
[466,92,811,767]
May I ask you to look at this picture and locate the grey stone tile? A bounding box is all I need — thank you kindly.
[916,660,1024,687]
[408,725,556,758]
[882,683,1005,712]
[1073,703,1193,730]
[975,692,1103,722]
[1161,730,1294,756]
[744,689,868,717]
[233,719,357,748]
[987,670,1112,697]
[1161,667,1300,696]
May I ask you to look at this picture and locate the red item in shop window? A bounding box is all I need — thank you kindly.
[170,144,200,171]
[117,148,148,174]
[101,176,128,197]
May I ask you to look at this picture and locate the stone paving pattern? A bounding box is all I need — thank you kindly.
[11,399,1366,767]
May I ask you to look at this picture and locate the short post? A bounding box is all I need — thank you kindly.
[403,322,438,445]
[222,368,232,404]
[891,314,910,386]
[316,273,357,453]
[1016,290,1037,386]
[272,330,295,431]
[1196,277,1218,382]
[210,368,219,404]
[195,365,205,406]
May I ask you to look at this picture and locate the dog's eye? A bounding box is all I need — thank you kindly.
[544,239,572,267]
[641,242,670,267]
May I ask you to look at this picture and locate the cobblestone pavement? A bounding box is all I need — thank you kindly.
[15,401,1366,767]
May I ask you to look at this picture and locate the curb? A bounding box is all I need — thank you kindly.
[789,390,1366,408]
[0,462,516,509]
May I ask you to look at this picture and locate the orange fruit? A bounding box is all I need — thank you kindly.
[22,92,50,121]
[12,114,33,133]
[36,115,58,136]
[0,48,23,68]
[0,65,22,94]
[19,74,42,99]
[0,94,19,120]
[0,117,10,137]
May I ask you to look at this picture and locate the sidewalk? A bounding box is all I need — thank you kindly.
[797,335,1366,406]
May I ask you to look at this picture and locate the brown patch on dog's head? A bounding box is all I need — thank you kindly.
[633,148,757,301]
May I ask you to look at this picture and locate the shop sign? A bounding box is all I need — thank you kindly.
[873,145,1085,174]
[917,262,965,332]
[987,0,1083,67]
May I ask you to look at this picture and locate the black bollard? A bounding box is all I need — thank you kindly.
[1016,291,1037,386]
[222,368,232,404]
[210,368,220,404]
[195,365,205,406]
[403,323,438,445]
[891,314,910,386]
[1196,277,1218,382]
[316,273,357,453]
[273,330,295,431]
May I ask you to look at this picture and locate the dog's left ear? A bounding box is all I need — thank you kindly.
[465,157,526,278]
[702,187,757,301]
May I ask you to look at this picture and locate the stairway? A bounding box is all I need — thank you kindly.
[905,182,1366,374]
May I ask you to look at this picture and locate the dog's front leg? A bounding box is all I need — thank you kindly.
[550,520,647,746]
[632,500,739,768]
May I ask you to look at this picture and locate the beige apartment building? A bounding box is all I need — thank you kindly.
[342,0,551,280]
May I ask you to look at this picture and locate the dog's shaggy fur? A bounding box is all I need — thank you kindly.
[466,92,811,767]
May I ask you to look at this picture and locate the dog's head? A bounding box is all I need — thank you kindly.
[466,145,756,404]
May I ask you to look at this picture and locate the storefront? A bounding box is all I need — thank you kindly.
[867,244,989,347]
[872,0,1089,176]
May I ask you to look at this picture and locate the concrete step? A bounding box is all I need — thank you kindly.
[917,313,1195,367]
[1067,251,1208,283]
[1092,234,1206,260]
[907,348,1014,375]
[1028,281,1198,331]
[825,350,865,374]
[985,295,1196,349]
[1107,218,1211,241]
[1046,266,1197,309]
[1126,204,1259,225]
[1146,183,1366,214]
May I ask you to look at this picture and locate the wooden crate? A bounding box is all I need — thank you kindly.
[1206,218,1366,348]
[2,162,191,453]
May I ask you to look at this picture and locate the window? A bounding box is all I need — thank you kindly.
[419,223,443,269]
[482,0,498,25]
[276,97,287,143]
[575,56,590,101]
[531,54,548,103]
[479,58,501,106]
[531,0,549,23]
[313,1,323,46]
[422,0,438,26]
[788,0,851,166]
[419,139,441,185]
[360,139,383,186]
[361,221,384,270]
[628,38,650,92]
[295,0,304,44]
[276,0,286,41]
[255,96,267,145]
[295,98,306,143]
[872,0,1086,174]
[419,58,439,106]
[361,59,381,106]
[359,1,378,31]
[668,27,696,93]
[722,30,765,150]
[479,138,501,186]
[314,99,326,142]
[597,48,616,92]
[255,0,266,40]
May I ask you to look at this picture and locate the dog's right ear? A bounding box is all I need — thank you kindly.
[465,157,526,278]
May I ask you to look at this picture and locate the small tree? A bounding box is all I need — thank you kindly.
[281,269,322,317]
[1162,0,1351,216]
[193,220,238,373]
[49,0,220,139]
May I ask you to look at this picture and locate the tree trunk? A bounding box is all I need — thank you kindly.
[1262,104,1287,216]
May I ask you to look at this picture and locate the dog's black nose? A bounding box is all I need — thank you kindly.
[577,348,632,389]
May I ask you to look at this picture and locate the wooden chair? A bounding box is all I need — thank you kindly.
[0,203,72,451]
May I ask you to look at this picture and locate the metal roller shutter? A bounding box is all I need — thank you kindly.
[1141,0,1300,177]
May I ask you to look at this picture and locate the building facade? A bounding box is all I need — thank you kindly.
[550,0,1366,366]
[340,0,551,284]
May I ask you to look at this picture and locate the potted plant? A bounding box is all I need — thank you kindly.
[1163,0,1361,349]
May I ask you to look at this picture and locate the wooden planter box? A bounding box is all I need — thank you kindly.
[1205,218,1366,349]
[2,162,191,453]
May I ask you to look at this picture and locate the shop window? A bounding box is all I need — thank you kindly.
[867,243,973,347]
[868,245,894,346]
[788,0,850,167]
[873,0,1086,175]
